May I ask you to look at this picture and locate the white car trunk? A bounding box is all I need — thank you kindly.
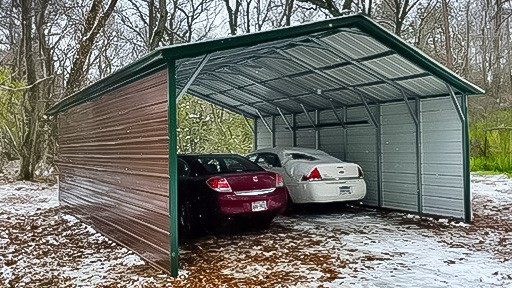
[285,161,360,181]
[314,163,359,180]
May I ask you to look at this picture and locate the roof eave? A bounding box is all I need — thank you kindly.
[47,49,167,115]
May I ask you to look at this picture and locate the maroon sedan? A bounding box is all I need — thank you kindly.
[177,154,287,239]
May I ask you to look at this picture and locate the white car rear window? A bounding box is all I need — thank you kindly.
[287,153,319,161]
[283,150,338,162]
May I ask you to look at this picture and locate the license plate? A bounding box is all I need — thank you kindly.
[339,186,352,195]
[251,201,267,212]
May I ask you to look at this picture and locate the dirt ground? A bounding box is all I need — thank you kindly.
[1,166,512,287]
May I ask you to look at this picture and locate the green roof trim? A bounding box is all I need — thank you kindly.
[47,14,484,115]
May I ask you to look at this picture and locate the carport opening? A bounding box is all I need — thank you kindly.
[171,16,480,276]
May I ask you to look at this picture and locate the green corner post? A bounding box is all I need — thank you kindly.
[167,59,179,276]
[462,94,472,223]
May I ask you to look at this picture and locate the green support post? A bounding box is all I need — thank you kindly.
[462,94,472,223]
[167,60,179,276]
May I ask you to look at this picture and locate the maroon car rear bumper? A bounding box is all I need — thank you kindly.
[216,187,288,216]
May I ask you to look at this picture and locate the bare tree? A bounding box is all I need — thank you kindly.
[224,0,242,35]
[65,0,119,95]
[441,0,453,68]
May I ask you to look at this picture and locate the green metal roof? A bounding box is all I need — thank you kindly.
[48,14,484,116]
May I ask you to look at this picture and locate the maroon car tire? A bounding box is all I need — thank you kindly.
[179,200,196,240]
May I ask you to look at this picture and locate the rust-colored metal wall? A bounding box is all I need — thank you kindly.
[56,70,170,271]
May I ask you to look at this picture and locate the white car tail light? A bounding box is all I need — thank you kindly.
[358,166,364,178]
[276,173,284,187]
[206,177,232,192]
[302,167,322,181]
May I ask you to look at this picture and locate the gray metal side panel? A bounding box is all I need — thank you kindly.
[296,130,316,148]
[295,113,316,148]
[380,103,418,211]
[346,106,378,206]
[420,97,464,218]
[274,116,293,147]
[256,118,272,148]
[318,110,345,160]
[319,128,345,161]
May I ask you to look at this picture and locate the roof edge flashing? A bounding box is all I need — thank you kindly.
[47,50,166,115]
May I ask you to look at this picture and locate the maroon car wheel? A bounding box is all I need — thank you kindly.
[179,201,195,240]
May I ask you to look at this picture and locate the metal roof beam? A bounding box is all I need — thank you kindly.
[217,56,351,108]
[300,104,317,129]
[329,100,347,129]
[354,50,396,62]
[229,87,360,109]
[359,94,379,128]
[229,64,348,109]
[400,89,419,126]
[203,73,294,114]
[225,72,430,110]
[185,55,421,101]
[256,110,274,133]
[177,54,211,100]
[186,87,258,118]
[310,38,425,99]
[219,67,321,109]
[191,78,276,115]
[243,115,255,134]
[276,48,383,104]
[176,36,317,74]
[315,28,371,38]
[447,84,465,122]
[277,107,294,131]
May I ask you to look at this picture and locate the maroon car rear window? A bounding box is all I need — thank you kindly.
[195,156,263,174]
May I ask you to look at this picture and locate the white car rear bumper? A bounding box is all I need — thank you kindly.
[292,178,366,203]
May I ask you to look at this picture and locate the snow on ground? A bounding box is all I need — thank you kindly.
[0,171,512,287]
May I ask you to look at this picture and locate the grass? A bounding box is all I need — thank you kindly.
[469,106,512,177]
[471,156,512,177]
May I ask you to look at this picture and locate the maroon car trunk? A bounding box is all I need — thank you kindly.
[213,171,287,215]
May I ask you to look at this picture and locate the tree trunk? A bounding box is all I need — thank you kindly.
[441,0,453,69]
[65,0,118,95]
[19,0,38,180]
[224,0,241,35]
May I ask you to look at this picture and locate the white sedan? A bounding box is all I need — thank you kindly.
[246,147,366,204]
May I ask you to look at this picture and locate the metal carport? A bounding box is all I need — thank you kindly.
[48,14,484,276]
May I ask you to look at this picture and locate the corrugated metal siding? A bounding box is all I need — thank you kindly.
[420,97,464,218]
[318,110,345,160]
[274,116,293,147]
[319,128,344,160]
[57,70,170,271]
[346,106,378,206]
[295,113,316,149]
[256,118,272,148]
[380,103,418,211]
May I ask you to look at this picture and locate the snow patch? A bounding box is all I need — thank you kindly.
[62,214,78,224]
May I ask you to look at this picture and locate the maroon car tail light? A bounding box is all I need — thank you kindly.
[276,173,284,187]
[358,166,364,178]
[302,167,322,181]
[207,177,232,192]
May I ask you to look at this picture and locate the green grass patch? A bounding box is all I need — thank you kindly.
[471,156,512,177]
